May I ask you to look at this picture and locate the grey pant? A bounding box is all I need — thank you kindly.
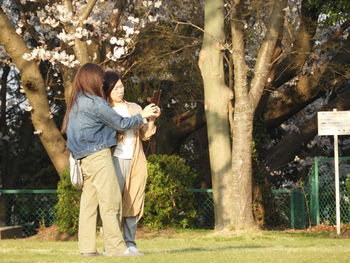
[113,156,138,248]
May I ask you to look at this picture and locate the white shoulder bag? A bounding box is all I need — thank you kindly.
[69,154,83,189]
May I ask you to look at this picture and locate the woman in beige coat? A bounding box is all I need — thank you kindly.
[103,71,160,255]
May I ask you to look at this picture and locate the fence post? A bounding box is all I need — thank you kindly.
[310,157,320,226]
[290,188,307,229]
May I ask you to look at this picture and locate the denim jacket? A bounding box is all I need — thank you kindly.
[67,93,143,159]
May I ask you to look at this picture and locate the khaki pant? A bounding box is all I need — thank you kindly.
[78,148,126,255]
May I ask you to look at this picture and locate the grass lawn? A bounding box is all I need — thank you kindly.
[1,229,350,263]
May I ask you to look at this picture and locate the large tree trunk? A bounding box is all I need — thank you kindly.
[198,0,233,230]
[0,11,69,174]
[230,0,287,228]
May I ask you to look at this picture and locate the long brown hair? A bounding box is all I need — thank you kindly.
[61,63,105,133]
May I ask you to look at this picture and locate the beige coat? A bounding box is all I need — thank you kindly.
[121,101,156,220]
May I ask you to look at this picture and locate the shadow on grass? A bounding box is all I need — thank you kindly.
[148,245,265,254]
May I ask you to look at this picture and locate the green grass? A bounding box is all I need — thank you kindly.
[1,230,350,263]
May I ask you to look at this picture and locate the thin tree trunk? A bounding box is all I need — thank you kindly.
[199,0,233,230]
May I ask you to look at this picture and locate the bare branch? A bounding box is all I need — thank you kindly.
[230,0,248,100]
[78,0,98,23]
[63,0,74,14]
[249,0,287,108]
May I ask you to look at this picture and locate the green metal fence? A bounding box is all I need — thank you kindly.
[0,189,215,235]
[189,189,214,229]
[0,190,57,236]
[307,156,350,226]
[1,158,349,236]
[269,157,350,229]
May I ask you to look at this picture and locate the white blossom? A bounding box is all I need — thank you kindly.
[113,46,125,59]
[110,37,118,44]
[142,1,153,7]
[24,105,33,111]
[22,53,33,61]
[122,25,134,35]
[33,130,43,135]
[116,39,125,46]
[154,0,162,8]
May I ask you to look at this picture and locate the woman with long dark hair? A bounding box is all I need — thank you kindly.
[62,63,156,256]
[103,71,160,255]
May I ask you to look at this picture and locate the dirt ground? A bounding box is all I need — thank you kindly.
[26,225,180,241]
[26,224,350,242]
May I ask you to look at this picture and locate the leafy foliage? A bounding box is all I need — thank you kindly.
[54,170,81,236]
[307,0,350,25]
[347,174,350,214]
[141,154,197,229]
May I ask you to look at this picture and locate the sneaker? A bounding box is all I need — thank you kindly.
[128,246,144,256]
[116,249,139,257]
[103,249,142,257]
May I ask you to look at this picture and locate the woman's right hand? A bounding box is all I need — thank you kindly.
[141,104,157,119]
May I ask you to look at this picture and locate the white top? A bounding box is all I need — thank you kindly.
[113,104,136,159]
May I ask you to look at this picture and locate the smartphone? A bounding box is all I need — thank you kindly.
[151,90,162,106]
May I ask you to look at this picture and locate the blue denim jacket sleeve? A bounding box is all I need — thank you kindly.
[94,96,143,131]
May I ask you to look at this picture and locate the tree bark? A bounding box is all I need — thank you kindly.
[199,0,233,230]
[0,11,69,174]
[230,0,287,228]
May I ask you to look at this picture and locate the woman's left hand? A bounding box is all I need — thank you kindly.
[150,106,161,120]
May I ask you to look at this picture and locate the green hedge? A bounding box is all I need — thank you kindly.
[141,154,197,229]
[55,154,197,235]
[55,169,81,235]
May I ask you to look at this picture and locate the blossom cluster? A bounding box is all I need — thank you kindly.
[5,0,164,67]
[23,48,80,68]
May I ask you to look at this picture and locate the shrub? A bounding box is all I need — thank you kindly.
[347,174,350,213]
[55,169,81,235]
[141,154,197,229]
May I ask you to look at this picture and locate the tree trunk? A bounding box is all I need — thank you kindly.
[198,0,233,230]
[231,105,256,227]
[0,11,69,174]
[230,0,287,229]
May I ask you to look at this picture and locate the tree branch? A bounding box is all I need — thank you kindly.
[78,0,98,22]
[249,0,287,108]
[230,0,248,100]
[264,87,350,171]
